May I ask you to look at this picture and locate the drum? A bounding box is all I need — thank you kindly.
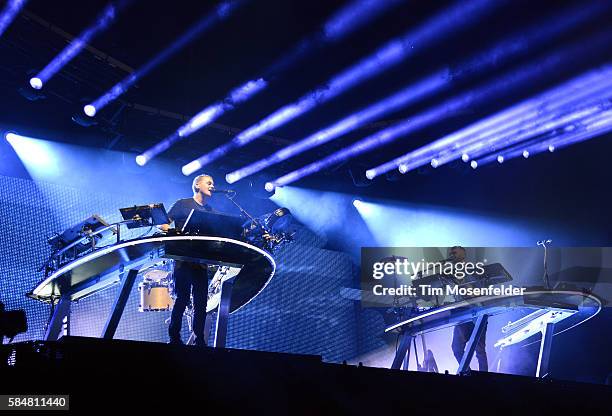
[138,262,174,312]
[138,280,174,312]
[265,207,292,233]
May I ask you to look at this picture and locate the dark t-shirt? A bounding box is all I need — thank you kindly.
[167,197,214,231]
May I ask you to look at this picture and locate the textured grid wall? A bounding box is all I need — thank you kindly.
[0,175,357,363]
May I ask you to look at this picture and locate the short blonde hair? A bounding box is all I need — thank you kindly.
[192,174,213,194]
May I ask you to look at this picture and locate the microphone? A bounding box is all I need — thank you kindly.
[211,189,235,194]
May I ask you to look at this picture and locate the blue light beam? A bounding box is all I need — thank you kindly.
[452,100,611,164]
[85,0,244,116]
[139,0,406,166]
[225,71,448,183]
[389,65,612,174]
[30,1,125,90]
[270,37,602,188]
[5,132,62,177]
[0,0,27,38]
[183,0,502,175]
[364,33,612,178]
[225,2,605,184]
[473,109,612,167]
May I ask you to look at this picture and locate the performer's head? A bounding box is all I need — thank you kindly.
[192,174,214,199]
[448,246,466,262]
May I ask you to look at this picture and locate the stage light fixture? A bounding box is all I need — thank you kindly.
[264,182,275,193]
[470,160,478,169]
[219,0,606,181]
[135,155,147,166]
[273,39,601,188]
[470,110,612,169]
[5,132,18,143]
[29,77,42,90]
[440,101,606,165]
[370,57,612,177]
[84,105,97,117]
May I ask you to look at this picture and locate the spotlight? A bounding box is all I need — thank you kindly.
[225,172,239,183]
[135,155,147,166]
[365,169,376,180]
[83,104,97,117]
[352,199,363,208]
[29,77,43,90]
[461,153,470,162]
[497,155,504,163]
[470,160,478,169]
[430,158,439,168]
[548,144,555,152]
[398,164,408,174]
[183,162,199,176]
[522,150,530,158]
[4,132,18,143]
[248,178,275,199]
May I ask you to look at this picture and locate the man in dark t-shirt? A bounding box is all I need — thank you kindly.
[161,174,216,346]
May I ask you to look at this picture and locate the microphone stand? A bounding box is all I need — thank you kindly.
[222,191,269,236]
[537,239,552,289]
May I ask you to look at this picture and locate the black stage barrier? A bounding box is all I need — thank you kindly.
[1,336,611,414]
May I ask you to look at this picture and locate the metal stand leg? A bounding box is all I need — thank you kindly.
[187,312,214,346]
[391,331,414,370]
[203,312,214,345]
[214,277,235,348]
[45,294,71,341]
[457,314,488,374]
[102,268,139,339]
[536,322,555,378]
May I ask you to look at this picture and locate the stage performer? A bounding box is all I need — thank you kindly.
[160,174,216,346]
[449,246,488,372]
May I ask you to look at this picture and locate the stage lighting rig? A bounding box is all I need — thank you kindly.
[71,113,98,128]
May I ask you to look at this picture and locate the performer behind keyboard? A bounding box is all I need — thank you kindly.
[160,174,216,346]
[449,246,488,371]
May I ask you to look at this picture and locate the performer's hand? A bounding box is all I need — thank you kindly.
[158,224,170,232]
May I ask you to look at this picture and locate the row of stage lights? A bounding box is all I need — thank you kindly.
[3,0,612,190]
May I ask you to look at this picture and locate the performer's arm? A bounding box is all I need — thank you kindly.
[159,201,179,232]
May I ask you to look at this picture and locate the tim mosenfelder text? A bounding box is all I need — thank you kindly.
[369,258,526,298]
